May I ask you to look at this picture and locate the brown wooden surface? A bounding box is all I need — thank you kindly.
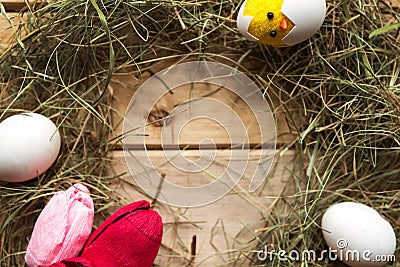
[1,0,46,11]
[1,0,25,11]
[111,150,295,266]
[107,62,296,266]
[0,12,22,49]
[109,66,294,149]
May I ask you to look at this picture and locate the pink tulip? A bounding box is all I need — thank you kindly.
[25,184,94,267]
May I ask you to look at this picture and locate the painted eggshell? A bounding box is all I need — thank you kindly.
[237,0,326,46]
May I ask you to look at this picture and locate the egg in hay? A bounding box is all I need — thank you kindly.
[321,202,396,267]
[237,0,326,46]
[0,113,61,182]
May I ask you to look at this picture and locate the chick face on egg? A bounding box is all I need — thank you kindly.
[237,0,326,46]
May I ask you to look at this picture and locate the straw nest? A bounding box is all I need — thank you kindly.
[0,0,399,266]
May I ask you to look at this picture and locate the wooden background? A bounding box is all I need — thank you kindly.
[1,1,398,266]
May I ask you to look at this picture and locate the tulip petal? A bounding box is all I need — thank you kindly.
[25,184,94,267]
[81,200,163,267]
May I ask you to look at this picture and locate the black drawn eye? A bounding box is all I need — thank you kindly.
[270,31,277,38]
[267,12,274,20]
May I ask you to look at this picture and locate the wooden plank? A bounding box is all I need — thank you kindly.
[1,0,25,11]
[110,65,294,149]
[111,149,296,266]
[391,0,399,7]
[1,0,45,11]
[0,12,22,50]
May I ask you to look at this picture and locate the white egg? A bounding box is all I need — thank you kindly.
[0,113,61,182]
[321,202,396,267]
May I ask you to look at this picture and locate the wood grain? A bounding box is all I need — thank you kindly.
[0,12,22,49]
[111,149,296,266]
[109,66,295,149]
[1,0,46,11]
